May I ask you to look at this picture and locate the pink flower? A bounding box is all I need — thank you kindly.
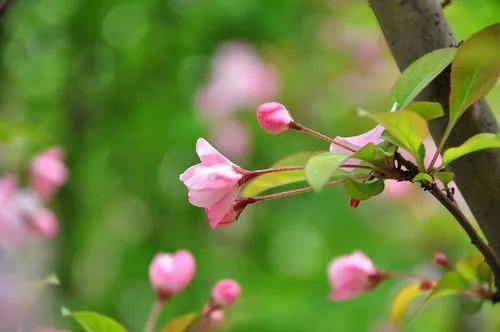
[195,41,279,118]
[29,147,68,200]
[28,208,58,238]
[330,103,397,164]
[327,251,381,301]
[331,125,385,155]
[211,279,241,307]
[256,102,293,134]
[180,138,246,228]
[149,250,196,301]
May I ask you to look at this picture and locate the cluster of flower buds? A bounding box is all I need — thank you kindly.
[180,101,397,228]
[148,250,241,331]
[0,147,68,246]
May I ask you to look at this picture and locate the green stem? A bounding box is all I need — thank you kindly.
[144,300,164,332]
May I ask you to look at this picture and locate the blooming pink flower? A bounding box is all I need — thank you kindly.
[327,251,380,301]
[211,279,241,307]
[29,147,68,200]
[180,138,246,228]
[149,250,196,301]
[256,102,293,134]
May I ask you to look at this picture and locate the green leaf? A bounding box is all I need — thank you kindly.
[391,48,457,109]
[162,313,197,332]
[43,273,61,286]
[442,133,500,166]
[305,153,348,192]
[242,151,321,197]
[434,171,454,187]
[62,308,127,332]
[351,143,388,168]
[343,178,384,200]
[456,253,492,283]
[412,173,433,183]
[370,111,428,158]
[429,272,468,299]
[0,118,42,142]
[381,130,404,148]
[407,102,444,120]
[391,284,422,325]
[449,23,500,131]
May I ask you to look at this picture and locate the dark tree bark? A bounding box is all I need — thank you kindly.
[367,1,500,257]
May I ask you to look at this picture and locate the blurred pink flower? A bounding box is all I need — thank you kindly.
[212,120,251,160]
[34,328,68,332]
[256,102,293,134]
[328,251,380,301]
[180,138,245,228]
[29,147,68,200]
[149,250,196,301]
[196,41,279,118]
[211,279,241,307]
[0,176,28,246]
[28,208,58,238]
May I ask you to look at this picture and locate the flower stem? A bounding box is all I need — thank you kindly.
[250,166,305,177]
[289,121,357,152]
[427,127,451,172]
[248,176,369,203]
[388,271,432,281]
[144,299,164,332]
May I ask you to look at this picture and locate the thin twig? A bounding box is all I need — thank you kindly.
[429,185,500,294]
[288,121,357,152]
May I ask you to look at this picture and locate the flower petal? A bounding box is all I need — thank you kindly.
[196,138,233,166]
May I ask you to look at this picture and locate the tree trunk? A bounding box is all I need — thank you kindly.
[367,0,500,255]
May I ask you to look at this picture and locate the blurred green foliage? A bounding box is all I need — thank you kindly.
[0,0,499,331]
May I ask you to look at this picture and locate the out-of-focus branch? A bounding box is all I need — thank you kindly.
[368,0,500,281]
[0,0,14,20]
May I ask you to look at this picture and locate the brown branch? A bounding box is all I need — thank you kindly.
[368,0,500,285]
[0,0,14,20]
[429,185,500,291]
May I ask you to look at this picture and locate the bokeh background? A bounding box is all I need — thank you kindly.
[1,0,500,331]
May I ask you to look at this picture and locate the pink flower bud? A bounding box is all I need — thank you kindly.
[203,305,225,327]
[256,102,293,134]
[348,198,360,208]
[419,279,434,290]
[433,251,451,268]
[29,147,68,200]
[149,250,196,301]
[180,138,246,228]
[28,208,59,238]
[328,251,381,301]
[211,279,241,307]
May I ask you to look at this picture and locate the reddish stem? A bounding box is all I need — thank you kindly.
[288,121,357,152]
